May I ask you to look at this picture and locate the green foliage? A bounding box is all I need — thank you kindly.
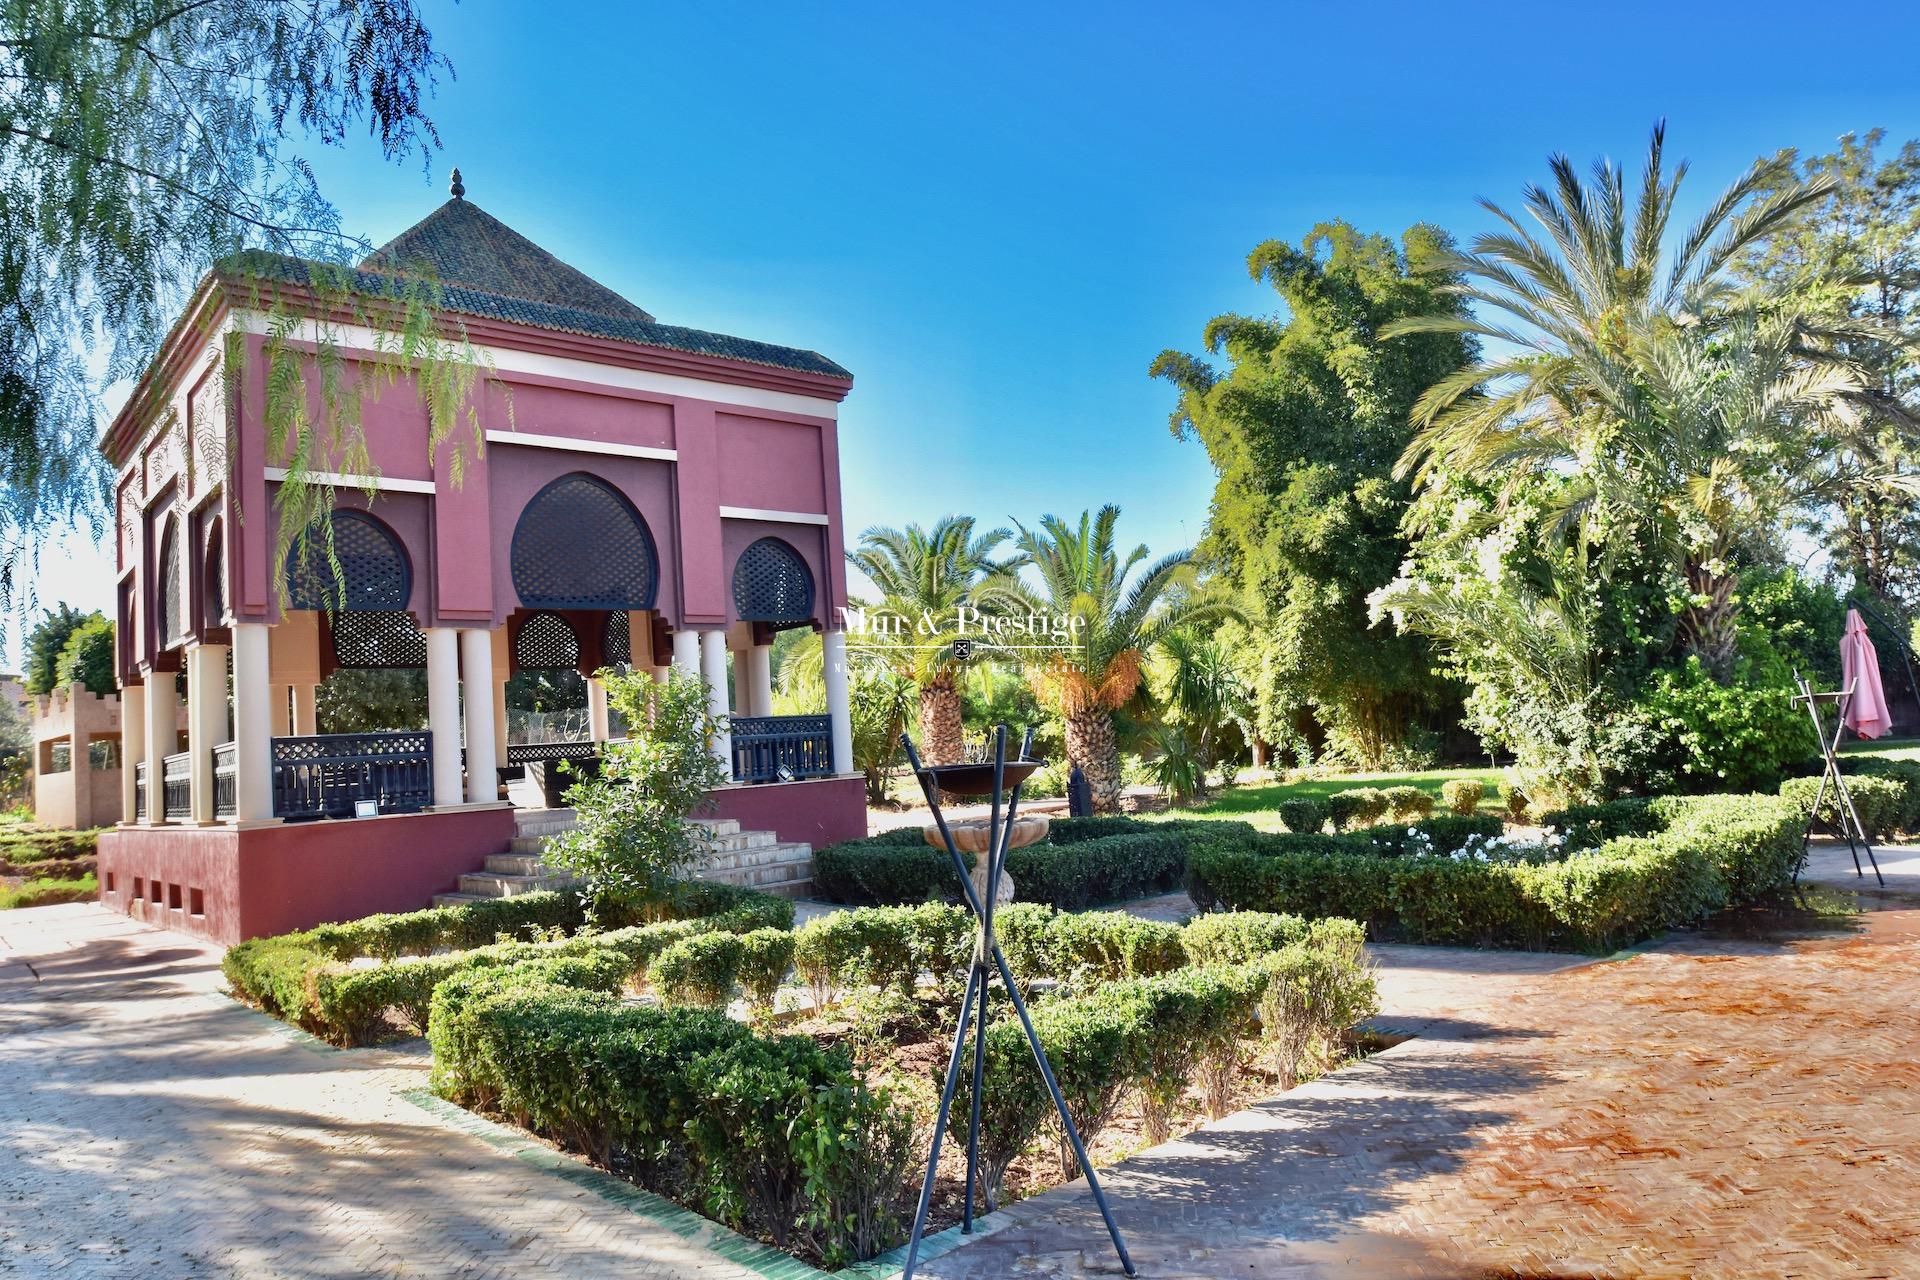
[792,903,970,1006]
[544,668,727,910]
[1838,757,1920,832]
[0,872,98,909]
[1002,829,1189,909]
[812,833,967,907]
[850,668,915,805]
[1538,798,1658,851]
[0,2,452,605]
[1610,656,1813,794]
[1779,774,1906,841]
[24,605,99,695]
[1179,910,1312,966]
[52,615,115,694]
[1440,779,1484,815]
[426,953,912,1264]
[0,827,99,866]
[1189,792,1804,951]
[317,669,428,733]
[1151,221,1473,768]
[1380,785,1433,822]
[1278,798,1329,834]
[653,929,797,1011]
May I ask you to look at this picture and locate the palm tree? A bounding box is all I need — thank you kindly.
[848,516,1018,765]
[1012,506,1230,813]
[1387,123,1894,679]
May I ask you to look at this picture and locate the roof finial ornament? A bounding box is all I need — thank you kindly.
[449,167,465,200]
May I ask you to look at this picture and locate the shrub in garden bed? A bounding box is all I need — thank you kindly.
[1537,798,1658,850]
[428,953,917,1266]
[1188,793,1803,952]
[1778,774,1905,841]
[1440,779,1485,816]
[0,872,99,909]
[1278,798,1329,834]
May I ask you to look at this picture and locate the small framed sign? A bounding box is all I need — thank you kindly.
[353,799,379,819]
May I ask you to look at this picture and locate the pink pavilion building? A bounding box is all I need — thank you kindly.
[96,178,864,944]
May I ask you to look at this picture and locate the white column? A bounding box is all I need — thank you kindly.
[670,628,700,677]
[425,627,463,807]
[459,628,497,804]
[120,683,145,825]
[291,683,318,736]
[699,629,732,774]
[144,669,178,822]
[232,623,274,822]
[824,629,853,777]
[186,643,229,824]
[269,682,293,736]
[586,677,611,741]
[747,643,774,717]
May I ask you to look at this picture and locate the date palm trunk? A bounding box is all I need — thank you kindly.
[1066,708,1123,814]
[919,670,965,765]
[1679,558,1740,683]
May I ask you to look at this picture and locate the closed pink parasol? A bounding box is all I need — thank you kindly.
[1841,608,1892,740]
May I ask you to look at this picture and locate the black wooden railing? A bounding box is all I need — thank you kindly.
[213,742,238,819]
[271,731,433,820]
[162,752,191,821]
[133,760,148,822]
[730,715,833,784]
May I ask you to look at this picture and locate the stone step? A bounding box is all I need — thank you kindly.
[432,891,491,908]
[514,808,578,838]
[509,835,556,855]
[693,829,779,854]
[696,841,814,874]
[687,816,742,838]
[457,871,573,898]
[485,853,547,876]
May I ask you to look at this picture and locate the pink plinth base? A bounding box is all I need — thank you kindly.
[704,775,867,849]
[97,806,517,946]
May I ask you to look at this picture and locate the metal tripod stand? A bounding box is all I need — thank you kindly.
[895,725,1135,1280]
[1791,671,1884,887]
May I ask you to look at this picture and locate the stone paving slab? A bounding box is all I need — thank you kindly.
[0,905,766,1280]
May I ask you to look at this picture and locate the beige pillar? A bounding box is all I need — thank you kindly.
[269,682,293,737]
[459,628,497,804]
[425,627,462,807]
[699,629,732,774]
[144,670,179,822]
[586,677,611,741]
[186,643,229,823]
[232,623,275,822]
[291,683,318,736]
[824,629,853,777]
[747,643,774,717]
[119,683,145,825]
[491,627,510,759]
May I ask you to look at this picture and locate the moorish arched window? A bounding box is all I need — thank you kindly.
[515,611,581,670]
[203,519,226,628]
[285,510,424,668]
[732,537,815,627]
[156,517,184,648]
[285,509,412,612]
[601,611,631,667]
[510,473,658,610]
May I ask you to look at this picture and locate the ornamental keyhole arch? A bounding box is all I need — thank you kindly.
[732,536,816,629]
[283,508,426,669]
[510,472,660,611]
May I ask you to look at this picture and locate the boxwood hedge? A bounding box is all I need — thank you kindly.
[1188,793,1803,952]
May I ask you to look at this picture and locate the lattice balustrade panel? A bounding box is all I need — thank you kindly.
[510,474,657,609]
[331,610,428,669]
[602,611,631,666]
[732,537,814,624]
[516,611,581,670]
[285,510,412,612]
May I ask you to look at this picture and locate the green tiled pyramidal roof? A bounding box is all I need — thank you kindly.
[214,196,850,381]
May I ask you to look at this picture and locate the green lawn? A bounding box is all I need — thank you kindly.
[1165,764,1506,829]
[1841,737,1920,763]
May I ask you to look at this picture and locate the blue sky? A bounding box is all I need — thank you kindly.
[18,0,1920,665]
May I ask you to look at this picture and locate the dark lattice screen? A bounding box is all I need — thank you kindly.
[332,610,428,669]
[286,510,412,612]
[158,520,183,646]
[732,537,814,624]
[204,529,225,626]
[516,611,581,670]
[603,611,631,666]
[510,474,657,609]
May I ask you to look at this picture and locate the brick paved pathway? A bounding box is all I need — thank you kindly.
[923,843,1920,1279]
[0,905,765,1280]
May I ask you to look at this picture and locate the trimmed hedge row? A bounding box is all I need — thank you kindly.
[813,816,1257,908]
[1779,774,1906,841]
[428,954,918,1266]
[224,880,794,1044]
[1189,794,1802,951]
